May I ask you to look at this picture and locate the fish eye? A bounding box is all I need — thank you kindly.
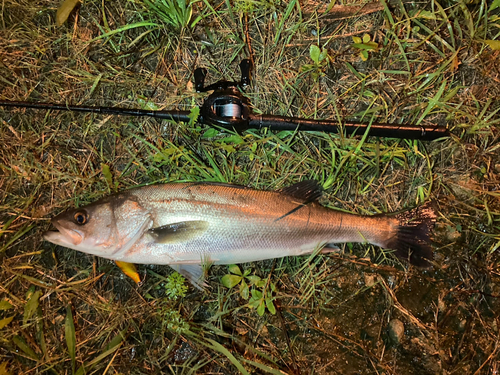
[74,211,88,225]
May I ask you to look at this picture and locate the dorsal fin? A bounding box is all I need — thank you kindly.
[273,180,323,222]
[280,180,323,202]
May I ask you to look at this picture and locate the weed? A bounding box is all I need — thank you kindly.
[232,0,279,14]
[160,308,191,334]
[144,0,201,31]
[351,34,379,61]
[165,272,189,300]
[222,265,277,315]
[301,44,331,81]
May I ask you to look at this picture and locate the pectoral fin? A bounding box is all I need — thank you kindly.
[170,264,208,290]
[149,220,209,244]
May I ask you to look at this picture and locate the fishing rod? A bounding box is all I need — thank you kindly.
[0,60,449,140]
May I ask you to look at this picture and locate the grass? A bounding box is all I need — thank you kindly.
[1,0,500,373]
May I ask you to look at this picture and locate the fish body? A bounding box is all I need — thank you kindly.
[44,181,435,286]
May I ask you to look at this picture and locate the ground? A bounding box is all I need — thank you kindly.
[0,0,499,374]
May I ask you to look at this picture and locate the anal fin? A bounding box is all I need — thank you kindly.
[170,264,208,291]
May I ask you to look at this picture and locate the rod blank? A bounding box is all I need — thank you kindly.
[0,100,449,140]
[0,100,191,123]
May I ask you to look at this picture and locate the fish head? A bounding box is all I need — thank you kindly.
[43,199,125,256]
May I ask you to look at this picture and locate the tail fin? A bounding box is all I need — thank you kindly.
[385,202,436,268]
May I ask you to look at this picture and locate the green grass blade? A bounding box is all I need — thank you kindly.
[0,224,36,253]
[274,0,298,45]
[75,327,127,375]
[23,290,41,326]
[13,336,39,361]
[200,337,250,375]
[65,306,76,374]
[88,22,159,43]
[241,358,288,374]
[416,79,447,125]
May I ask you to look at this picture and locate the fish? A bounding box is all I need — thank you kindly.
[43,181,436,288]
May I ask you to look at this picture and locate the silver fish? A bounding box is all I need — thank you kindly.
[43,181,436,287]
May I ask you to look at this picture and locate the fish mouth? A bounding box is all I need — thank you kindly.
[43,224,83,247]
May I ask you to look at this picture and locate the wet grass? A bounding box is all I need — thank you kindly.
[1,0,500,373]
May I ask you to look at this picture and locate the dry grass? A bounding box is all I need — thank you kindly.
[1,0,500,373]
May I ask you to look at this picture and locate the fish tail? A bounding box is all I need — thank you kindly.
[383,202,437,267]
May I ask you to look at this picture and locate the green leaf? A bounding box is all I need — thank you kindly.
[165,272,188,300]
[319,48,328,62]
[275,130,294,139]
[362,33,370,43]
[219,135,244,144]
[101,163,113,188]
[228,264,242,276]
[137,97,159,110]
[65,306,76,373]
[251,289,263,299]
[352,36,362,44]
[203,338,250,375]
[0,300,13,311]
[26,286,36,299]
[221,274,242,288]
[416,79,447,125]
[257,301,266,316]
[270,282,277,292]
[255,279,266,288]
[240,280,249,300]
[300,64,314,72]
[0,316,14,329]
[188,106,200,126]
[75,328,126,375]
[360,50,369,61]
[309,44,321,64]
[12,335,38,360]
[88,21,159,43]
[352,43,378,51]
[202,128,218,138]
[245,275,261,285]
[491,0,500,10]
[248,298,260,308]
[219,143,236,154]
[414,9,436,19]
[36,307,47,358]
[484,40,500,50]
[0,223,35,253]
[103,327,127,352]
[274,0,298,44]
[23,290,41,325]
[266,299,276,315]
[56,0,80,26]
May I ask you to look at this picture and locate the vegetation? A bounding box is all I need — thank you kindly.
[1,0,499,373]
